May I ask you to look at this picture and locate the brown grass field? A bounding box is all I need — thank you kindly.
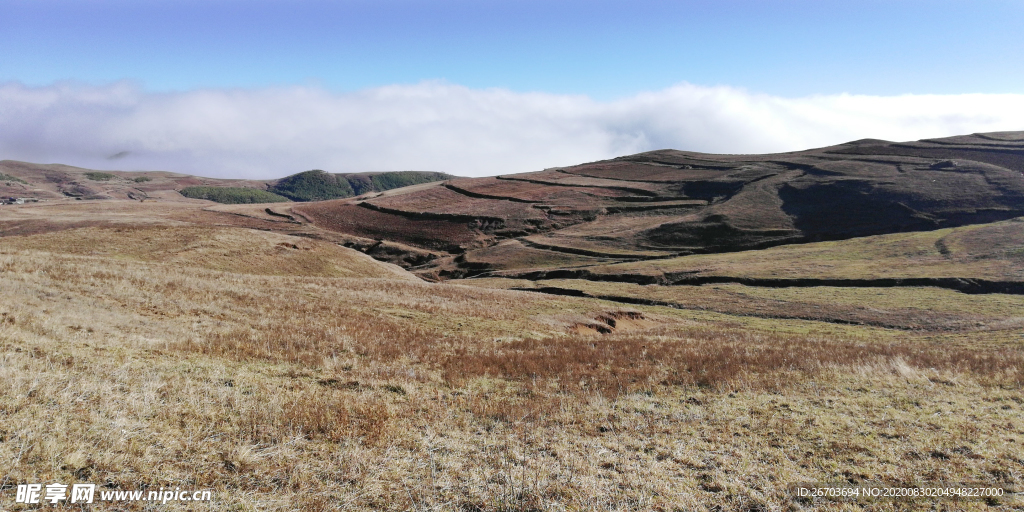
[2,198,1023,511]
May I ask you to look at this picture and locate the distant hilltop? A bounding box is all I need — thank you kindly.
[0,163,455,204]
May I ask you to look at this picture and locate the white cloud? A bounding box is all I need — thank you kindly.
[1,81,1022,178]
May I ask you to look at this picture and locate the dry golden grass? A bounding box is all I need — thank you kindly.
[0,225,416,279]
[1,226,1023,511]
[592,217,1024,282]
[467,277,1024,333]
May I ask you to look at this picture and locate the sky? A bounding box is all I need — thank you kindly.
[1,0,1023,178]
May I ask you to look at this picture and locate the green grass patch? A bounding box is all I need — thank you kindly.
[179,186,290,204]
[133,176,152,183]
[269,170,454,201]
[348,171,453,195]
[270,170,355,201]
[84,172,117,181]
[0,173,27,184]
[368,171,454,192]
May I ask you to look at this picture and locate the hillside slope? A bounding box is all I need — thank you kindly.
[495,217,1024,287]
[290,131,1024,279]
[0,161,453,204]
[1,225,416,279]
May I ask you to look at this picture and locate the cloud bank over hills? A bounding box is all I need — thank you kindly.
[2,81,1022,178]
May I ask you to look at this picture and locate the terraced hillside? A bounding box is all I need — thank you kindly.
[467,219,1024,335]
[493,217,1024,289]
[291,131,1024,280]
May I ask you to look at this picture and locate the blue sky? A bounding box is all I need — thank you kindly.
[4,0,1022,98]
[1,0,1023,177]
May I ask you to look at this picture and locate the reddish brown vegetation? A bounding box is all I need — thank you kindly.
[177,312,1024,397]
[294,201,481,250]
[369,185,545,220]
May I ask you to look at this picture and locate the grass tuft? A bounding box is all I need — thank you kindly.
[84,171,117,181]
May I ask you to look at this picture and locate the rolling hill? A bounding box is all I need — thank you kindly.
[0,161,453,204]
[286,131,1024,280]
